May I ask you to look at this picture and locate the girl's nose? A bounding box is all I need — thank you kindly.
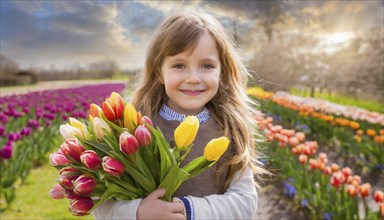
[185,69,202,83]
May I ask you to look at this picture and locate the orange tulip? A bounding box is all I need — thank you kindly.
[356,129,364,135]
[102,92,124,121]
[331,163,339,172]
[298,154,307,165]
[366,129,376,137]
[353,135,362,143]
[349,121,360,130]
[89,103,102,118]
[346,185,358,197]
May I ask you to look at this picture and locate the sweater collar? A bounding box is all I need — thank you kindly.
[159,104,210,124]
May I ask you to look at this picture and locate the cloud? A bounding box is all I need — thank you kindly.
[0,1,382,70]
[1,1,133,69]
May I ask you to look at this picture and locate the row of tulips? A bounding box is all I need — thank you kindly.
[248,88,384,173]
[255,113,383,219]
[0,83,126,208]
[265,99,383,173]
[247,87,384,140]
[49,92,229,216]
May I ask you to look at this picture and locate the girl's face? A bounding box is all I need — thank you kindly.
[161,31,221,116]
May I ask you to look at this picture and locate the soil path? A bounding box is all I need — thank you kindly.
[0,79,126,97]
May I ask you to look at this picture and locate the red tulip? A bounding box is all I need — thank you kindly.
[134,125,152,147]
[119,131,139,155]
[49,184,64,199]
[359,183,371,197]
[69,197,94,216]
[374,190,384,203]
[331,171,345,187]
[60,139,85,163]
[323,166,332,176]
[73,175,97,196]
[50,152,71,166]
[341,167,352,179]
[102,156,125,176]
[80,150,101,171]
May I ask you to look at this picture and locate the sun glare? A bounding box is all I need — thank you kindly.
[318,32,355,54]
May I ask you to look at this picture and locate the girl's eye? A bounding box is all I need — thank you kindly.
[202,64,214,69]
[174,64,185,69]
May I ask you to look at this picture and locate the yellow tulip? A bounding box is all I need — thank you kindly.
[174,116,199,149]
[93,117,112,141]
[69,117,90,139]
[204,137,230,161]
[123,103,138,133]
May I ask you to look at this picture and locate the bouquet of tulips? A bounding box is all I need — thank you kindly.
[48,92,229,216]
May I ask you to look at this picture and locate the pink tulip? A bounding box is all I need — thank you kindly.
[134,125,152,147]
[73,175,97,196]
[69,197,94,216]
[63,188,80,200]
[141,116,153,126]
[49,184,64,199]
[80,150,100,171]
[50,152,71,166]
[119,131,139,155]
[60,139,85,162]
[102,156,125,176]
[59,167,81,190]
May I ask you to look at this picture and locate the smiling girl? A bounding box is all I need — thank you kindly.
[93,10,265,220]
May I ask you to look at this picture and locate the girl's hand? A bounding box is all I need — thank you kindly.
[136,188,185,220]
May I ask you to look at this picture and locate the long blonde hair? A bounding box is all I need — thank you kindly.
[131,11,266,191]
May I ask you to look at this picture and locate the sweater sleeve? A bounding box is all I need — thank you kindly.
[186,166,258,219]
[91,198,142,220]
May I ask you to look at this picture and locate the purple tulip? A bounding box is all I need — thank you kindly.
[27,119,40,129]
[20,127,31,136]
[119,132,139,155]
[0,145,12,159]
[134,125,152,147]
[102,156,125,176]
[73,175,97,196]
[0,126,5,136]
[49,184,65,199]
[69,197,94,216]
[8,132,20,142]
[80,150,101,171]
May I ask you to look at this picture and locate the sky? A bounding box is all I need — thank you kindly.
[0,0,383,71]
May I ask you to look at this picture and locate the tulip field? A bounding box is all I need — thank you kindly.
[0,83,383,219]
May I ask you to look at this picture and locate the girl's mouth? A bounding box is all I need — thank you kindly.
[180,90,204,96]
